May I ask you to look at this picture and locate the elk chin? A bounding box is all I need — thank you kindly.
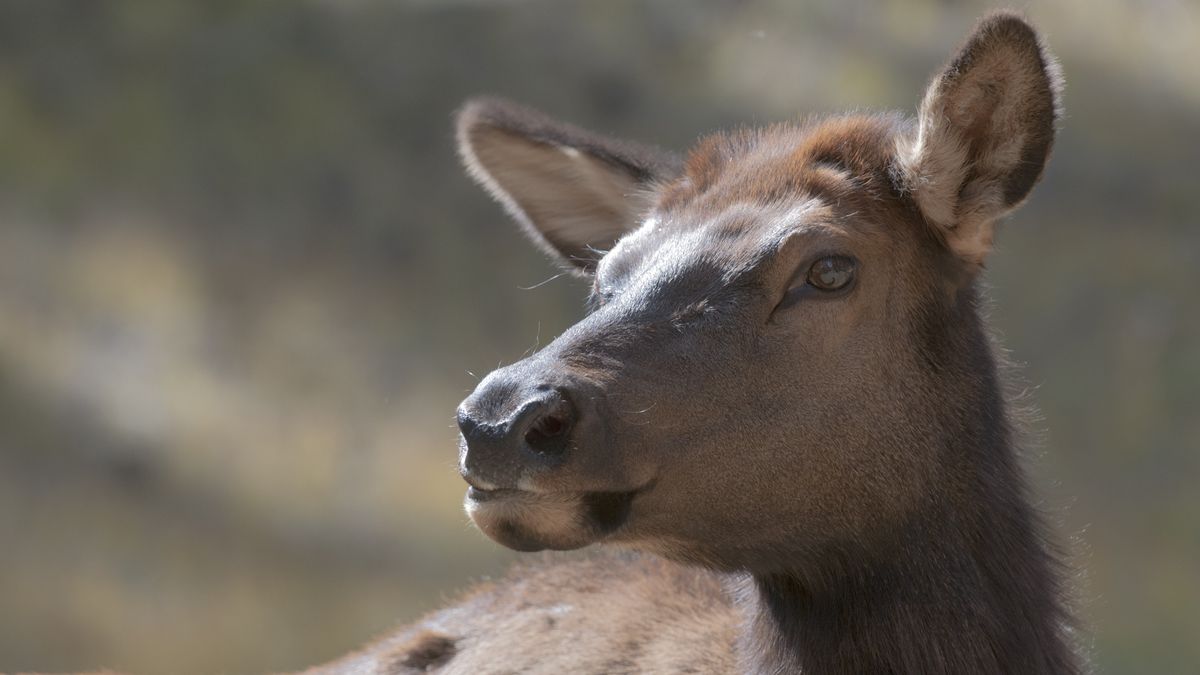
[464,488,638,552]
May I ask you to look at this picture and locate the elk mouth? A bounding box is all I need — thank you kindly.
[465,486,523,503]
[464,484,648,552]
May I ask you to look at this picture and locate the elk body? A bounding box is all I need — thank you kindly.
[312,12,1081,674]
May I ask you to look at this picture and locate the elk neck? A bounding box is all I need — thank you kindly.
[734,286,1080,675]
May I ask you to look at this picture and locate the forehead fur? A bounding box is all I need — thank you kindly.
[658,114,908,214]
[619,112,967,296]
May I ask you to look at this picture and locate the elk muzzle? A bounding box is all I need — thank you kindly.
[454,358,652,552]
[457,381,575,490]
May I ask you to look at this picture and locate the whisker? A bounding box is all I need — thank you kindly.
[519,272,569,290]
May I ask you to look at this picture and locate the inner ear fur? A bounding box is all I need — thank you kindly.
[896,11,1062,267]
[457,97,680,274]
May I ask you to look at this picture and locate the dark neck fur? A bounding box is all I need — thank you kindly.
[736,288,1080,674]
[736,498,1079,674]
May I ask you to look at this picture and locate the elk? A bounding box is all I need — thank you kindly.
[312,12,1082,674]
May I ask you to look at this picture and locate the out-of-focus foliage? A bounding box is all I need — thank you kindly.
[0,0,1196,673]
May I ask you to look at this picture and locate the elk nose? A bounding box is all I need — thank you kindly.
[456,386,576,488]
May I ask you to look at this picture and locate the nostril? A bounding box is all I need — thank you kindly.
[526,412,566,444]
[533,415,565,438]
[523,396,574,455]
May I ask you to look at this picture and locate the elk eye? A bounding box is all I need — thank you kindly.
[806,256,856,291]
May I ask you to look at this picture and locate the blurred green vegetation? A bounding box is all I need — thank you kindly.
[0,0,1196,673]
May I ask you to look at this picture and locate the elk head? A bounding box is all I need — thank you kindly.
[453,13,1060,575]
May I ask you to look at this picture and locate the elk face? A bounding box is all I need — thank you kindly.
[454,14,1059,572]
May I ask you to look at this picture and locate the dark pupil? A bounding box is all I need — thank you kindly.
[811,257,853,290]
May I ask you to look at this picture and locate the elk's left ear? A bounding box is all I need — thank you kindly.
[896,12,1062,267]
[457,97,679,275]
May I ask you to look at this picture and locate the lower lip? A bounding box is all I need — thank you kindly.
[467,486,523,503]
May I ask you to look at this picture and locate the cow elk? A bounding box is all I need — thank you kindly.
[312,11,1082,674]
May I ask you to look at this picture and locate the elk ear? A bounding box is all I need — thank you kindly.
[896,12,1062,267]
[457,97,679,275]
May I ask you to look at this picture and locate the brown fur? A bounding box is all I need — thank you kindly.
[305,554,739,674]
[311,11,1081,675]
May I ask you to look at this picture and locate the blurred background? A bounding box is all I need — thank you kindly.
[0,0,1196,673]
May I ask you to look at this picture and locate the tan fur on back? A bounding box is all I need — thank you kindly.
[305,552,738,675]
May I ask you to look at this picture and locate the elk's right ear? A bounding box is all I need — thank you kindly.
[456,97,679,275]
[896,12,1062,269]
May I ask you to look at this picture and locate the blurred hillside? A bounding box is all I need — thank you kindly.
[0,1,1197,673]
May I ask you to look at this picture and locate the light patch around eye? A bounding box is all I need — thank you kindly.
[772,198,831,236]
[722,198,836,262]
[596,198,841,317]
[810,162,854,184]
[708,198,831,246]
